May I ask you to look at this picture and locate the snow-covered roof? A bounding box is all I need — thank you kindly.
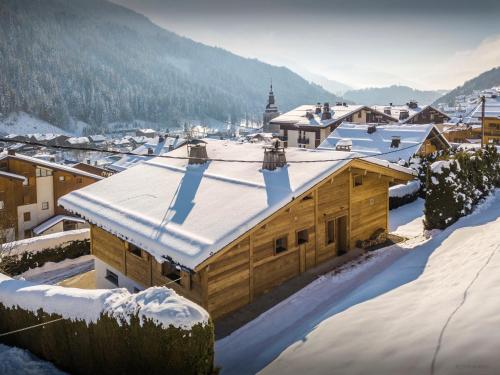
[109,136,186,172]
[2,153,103,180]
[67,137,90,145]
[318,123,449,163]
[88,135,107,142]
[138,128,156,134]
[270,104,393,128]
[59,139,414,270]
[32,215,86,236]
[372,104,421,123]
[0,170,26,182]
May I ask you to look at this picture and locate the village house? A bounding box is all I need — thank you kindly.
[0,151,102,241]
[59,139,414,319]
[318,123,450,163]
[268,103,397,149]
[373,101,451,124]
[136,128,157,138]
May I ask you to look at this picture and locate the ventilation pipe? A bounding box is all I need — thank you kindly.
[263,140,287,170]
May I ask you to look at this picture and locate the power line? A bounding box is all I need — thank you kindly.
[0,317,64,338]
[0,127,450,164]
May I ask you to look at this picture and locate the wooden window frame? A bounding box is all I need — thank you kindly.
[128,243,143,258]
[59,175,65,182]
[23,211,31,222]
[76,176,83,184]
[274,235,288,255]
[41,201,49,210]
[24,229,32,239]
[353,174,363,188]
[296,228,309,245]
[161,261,181,284]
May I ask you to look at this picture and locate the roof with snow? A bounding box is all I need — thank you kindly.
[67,137,90,145]
[59,139,414,270]
[1,152,104,180]
[108,136,186,172]
[32,215,86,236]
[270,104,397,128]
[318,123,450,163]
[0,170,26,182]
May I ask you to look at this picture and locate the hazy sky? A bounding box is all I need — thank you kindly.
[112,0,500,91]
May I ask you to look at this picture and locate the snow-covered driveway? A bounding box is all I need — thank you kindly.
[217,192,500,375]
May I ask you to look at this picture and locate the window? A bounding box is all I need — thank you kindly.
[76,177,83,184]
[302,195,313,201]
[162,261,181,284]
[275,236,288,254]
[41,202,49,210]
[353,175,363,187]
[23,212,31,222]
[105,269,119,286]
[59,176,65,182]
[326,220,335,245]
[36,168,52,177]
[24,230,32,239]
[297,229,308,245]
[128,243,142,257]
[0,200,4,210]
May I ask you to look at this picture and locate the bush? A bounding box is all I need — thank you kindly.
[424,146,500,229]
[0,239,90,276]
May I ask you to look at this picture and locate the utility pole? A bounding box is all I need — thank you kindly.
[481,95,485,148]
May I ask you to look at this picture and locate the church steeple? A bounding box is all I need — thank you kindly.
[263,80,280,132]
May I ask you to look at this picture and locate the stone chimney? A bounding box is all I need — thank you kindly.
[367,125,377,134]
[262,140,287,170]
[321,102,332,120]
[147,147,154,155]
[188,141,208,165]
[390,136,401,148]
[315,103,322,115]
[7,149,15,156]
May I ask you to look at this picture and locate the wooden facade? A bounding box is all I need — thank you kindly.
[0,154,100,239]
[0,174,24,242]
[90,159,412,319]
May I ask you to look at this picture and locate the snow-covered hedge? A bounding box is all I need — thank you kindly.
[424,146,500,229]
[389,179,421,210]
[0,230,90,276]
[0,274,213,374]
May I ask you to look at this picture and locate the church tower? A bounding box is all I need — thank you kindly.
[263,82,280,133]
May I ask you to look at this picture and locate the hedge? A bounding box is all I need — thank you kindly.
[0,239,90,276]
[0,305,214,375]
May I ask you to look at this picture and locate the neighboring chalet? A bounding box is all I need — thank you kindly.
[318,123,450,163]
[60,139,415,319]
[108,135,186,172]
[373,101,451,124]
[268,103,397,149]
[0,151,102,241]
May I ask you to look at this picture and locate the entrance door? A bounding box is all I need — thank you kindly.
[336,216,348,256]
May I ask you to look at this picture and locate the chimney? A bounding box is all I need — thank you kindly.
[390,136,401,148]
[389,102,393,107]
[188,141,208,165]
[315,103,322,115]
[335,139,352,152]
[342,102,347,107]
[407,100,418,109]
[158,135,165,144]
[335,101,342,106]
[7,149,15,156]
[367,125,377,134]
[321,102,332,120]
[262,140,286,170]
[147,147,154,155]
[305,111,314,120]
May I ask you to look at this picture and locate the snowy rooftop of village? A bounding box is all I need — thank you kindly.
[270,104,376,127]
[372,104,422,122]
[109,136,186,172]
[59,139,414,270]
[318,123,447,163]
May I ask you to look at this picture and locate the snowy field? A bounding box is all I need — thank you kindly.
[217,191,500,374]
[0,344,66,375]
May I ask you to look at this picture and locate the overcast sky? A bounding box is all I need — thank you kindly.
[112,0,500,91]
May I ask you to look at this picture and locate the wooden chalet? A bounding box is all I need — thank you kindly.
[268,103,397,149]
[373,101,451,124]
[318,123,450,163]
[60,139,415,319]
[0,151,102,240]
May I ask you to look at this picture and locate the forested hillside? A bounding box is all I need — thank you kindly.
[343,85,446,106]
[0,0,339,132]
[435,67,500,105]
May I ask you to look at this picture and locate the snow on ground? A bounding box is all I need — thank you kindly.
[19,255,95,285]
[260,190,500,375]
[217,192,499,375]
[389,198,425,238]
[0,112,71,136]
[0,344,66,375]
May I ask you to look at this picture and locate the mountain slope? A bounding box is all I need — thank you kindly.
[435,67,500,105]
[0,0,340,132]
[343,85,446,106]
